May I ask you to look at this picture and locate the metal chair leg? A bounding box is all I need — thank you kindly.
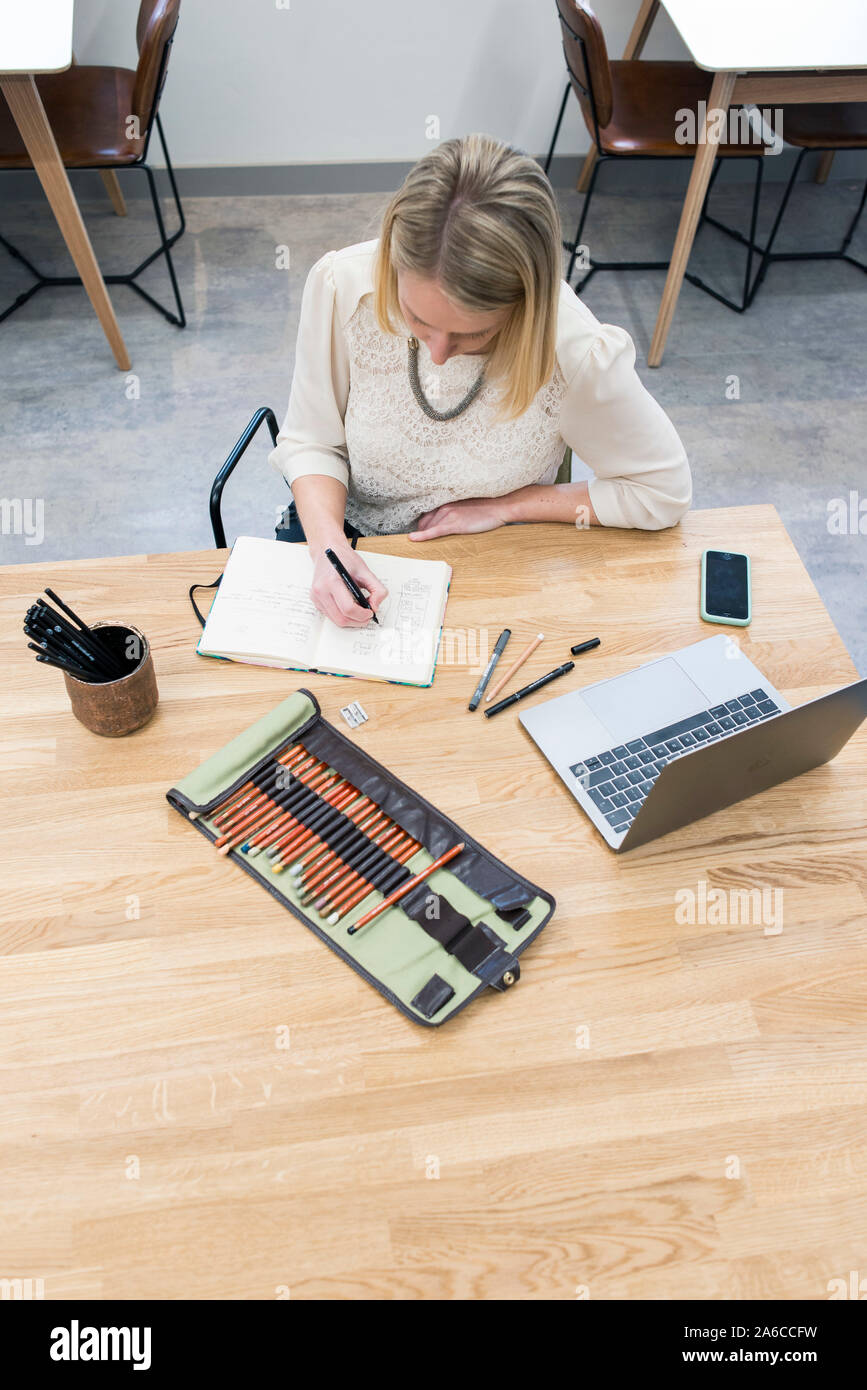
[566,154,602,283]
[840,172,867,258]
[748,148,807,300]
[544,83,571,176]
[742,156,765,306]
[156,112,186,243]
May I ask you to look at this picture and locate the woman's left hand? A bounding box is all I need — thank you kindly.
[409,496,511,541]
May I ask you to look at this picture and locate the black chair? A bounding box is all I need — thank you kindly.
[746,106,866,297]
[0,0,186,328]
[210,408,280,548]
[545,0,774,311]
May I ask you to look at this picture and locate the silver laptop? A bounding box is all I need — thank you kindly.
[520,634,867,852]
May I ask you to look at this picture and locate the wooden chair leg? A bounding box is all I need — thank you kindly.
[100,169,127,216]
[576,147,598,194]
[815,151,835,185]
[623,0,660,60]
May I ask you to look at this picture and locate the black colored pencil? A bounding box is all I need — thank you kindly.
[44,587,125,670]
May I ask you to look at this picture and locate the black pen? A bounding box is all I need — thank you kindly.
[484,660,575,718]
[324,547,379,624]
[468,628,511,711]
[571,636,601,656]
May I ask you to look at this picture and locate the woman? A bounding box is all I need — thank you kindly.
[269,133,691,628]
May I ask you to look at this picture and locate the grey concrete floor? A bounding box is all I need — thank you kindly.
[0,176,864,671]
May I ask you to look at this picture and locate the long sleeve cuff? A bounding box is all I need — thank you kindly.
[269,441,350,490]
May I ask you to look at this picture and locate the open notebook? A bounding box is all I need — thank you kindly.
[197,536,452,687]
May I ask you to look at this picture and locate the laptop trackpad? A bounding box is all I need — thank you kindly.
[583,657,707,743]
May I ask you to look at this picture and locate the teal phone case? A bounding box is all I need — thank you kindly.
[700,549,752,627]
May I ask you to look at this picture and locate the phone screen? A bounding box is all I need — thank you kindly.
[704,550,749,621]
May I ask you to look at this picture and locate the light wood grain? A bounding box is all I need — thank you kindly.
[1,507,865,1300]
[0,73,130,370]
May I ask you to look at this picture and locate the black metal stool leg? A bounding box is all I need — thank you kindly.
[566,155,602,283]
[748,148,807,299]
[143,163,185,326]
[741,155,765,306]
[840,171,867,261]
[544,84,571,176]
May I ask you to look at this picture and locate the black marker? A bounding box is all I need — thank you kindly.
[468,628,511,711]
[570,636,601,656]
[484,660,575,718]
[324,547,379,624]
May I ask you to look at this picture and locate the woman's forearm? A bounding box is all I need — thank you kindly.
[291,475,350,555]
[503,481,600,528]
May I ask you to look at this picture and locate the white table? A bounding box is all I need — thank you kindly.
[630,0,867,364]
[0,0,131,368]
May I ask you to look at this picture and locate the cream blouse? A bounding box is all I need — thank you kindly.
[269,239,691,535]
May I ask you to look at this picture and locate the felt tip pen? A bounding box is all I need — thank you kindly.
[570,636,601,656]
[468,628,511,711]
[324,547,379,624]
[484,660,575,718]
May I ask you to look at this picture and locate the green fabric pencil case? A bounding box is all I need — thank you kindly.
[166,690,556,1026]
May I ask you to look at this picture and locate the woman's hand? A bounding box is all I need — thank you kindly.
[309,539,388,628]
[409,495,512,542]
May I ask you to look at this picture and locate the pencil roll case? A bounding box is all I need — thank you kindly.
[166,690,555,1026]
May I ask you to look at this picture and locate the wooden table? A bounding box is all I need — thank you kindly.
[616,0,867,365]
[0,0,130,369]
[1,507,865,1300]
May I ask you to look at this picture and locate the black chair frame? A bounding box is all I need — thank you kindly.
[210,407,280,549]
[0,36,186,329]
[544,20,768,312]
[745,145,867,299]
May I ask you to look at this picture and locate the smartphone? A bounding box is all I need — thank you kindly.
[700,549,751,627]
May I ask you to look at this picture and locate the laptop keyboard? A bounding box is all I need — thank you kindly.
[569,689,781,835]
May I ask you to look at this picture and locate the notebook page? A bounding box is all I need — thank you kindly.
[199,536,322,665]
[313,551,450,685]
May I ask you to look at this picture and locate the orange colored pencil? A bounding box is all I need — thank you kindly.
[190,742,304,821]
[313,826,415,914]
[325,839,419,928]
[211,746,308,826]
[247,783,359,855]
[213,753,320,834]
[296,810,390,893]
[269,793,374,872]
[216,764,336,854]
[346,842,465,933]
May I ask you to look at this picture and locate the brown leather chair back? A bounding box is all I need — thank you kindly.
[554,0,613,134]
[133,0,181,131]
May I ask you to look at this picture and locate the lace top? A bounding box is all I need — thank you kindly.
[270,240,691,534]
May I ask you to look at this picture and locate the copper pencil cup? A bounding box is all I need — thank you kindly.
[63,621,158,737]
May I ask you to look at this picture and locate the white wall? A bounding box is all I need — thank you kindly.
[72,0,690,167]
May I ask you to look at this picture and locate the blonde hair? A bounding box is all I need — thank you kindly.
[374,133,562,420]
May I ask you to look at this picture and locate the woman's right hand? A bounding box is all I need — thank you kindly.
[310,540,389,628]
